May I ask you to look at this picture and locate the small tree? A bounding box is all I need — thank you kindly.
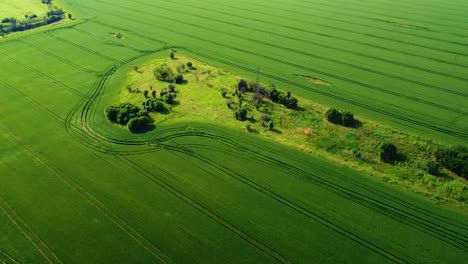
[170,51,175,59]
[221,90,227,98]
[168,84,176,92]
[342,112,355,127]
[177,64,186,73]
[269,121,274,130]
[237,79,248,91]
[174,74,184,84]
[261,115,271,126]
[326,108,342,124]
[151,90,156,98]
[269,88,280,102]
[235,108,248,121]
[186,62,193,68]
[380,143,398,163]
[143,90,149,98]
[154,63,175,81]
[68,13,73,20]
[128,116,150,132]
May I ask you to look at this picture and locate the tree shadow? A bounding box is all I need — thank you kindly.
[131,124,156,134]
[350,119,363,129]
[271,128,282,134]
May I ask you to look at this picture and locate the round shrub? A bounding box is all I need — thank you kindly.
[235,108,248,121]
[174,74,184,84]
[154,63,175,81]
[380,143,398,163]
[128,116,150,133]
[326,108,342,124]
[342,112,355,127]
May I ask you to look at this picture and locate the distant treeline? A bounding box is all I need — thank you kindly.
[0,8,64,36]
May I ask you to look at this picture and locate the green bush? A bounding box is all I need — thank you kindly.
[105,103,141,125]
[147,99,165,112]
[154,63,175,81]
[235,108,248,121]
[128,116,150,133]
[326,108,342,124]
[380,143,398,163]
[435,146,468,178]
[174,74,184,84]
[341,112,355,127]
[163,93,175,104]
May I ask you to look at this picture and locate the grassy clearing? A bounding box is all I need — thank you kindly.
[117,53,468,207]
[0,0,48,18]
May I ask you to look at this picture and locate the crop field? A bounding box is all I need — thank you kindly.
[0,0,467,263]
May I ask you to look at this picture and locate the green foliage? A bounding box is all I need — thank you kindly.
[174,73,184,84]
[268,87,298,109]
[326,109,355,127]
[105,103,144,126]
[154,63,175,81]
[380,143,398,163]
[127,116,150,133]
[342,112,355,127]
[235,108,248,121]
[162,93,175,104]
[326,108,342,124]
[146,98,165,112]
[435,146,468,178]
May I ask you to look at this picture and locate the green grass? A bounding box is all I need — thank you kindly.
[0,0,48,18]
[0,0,467,263]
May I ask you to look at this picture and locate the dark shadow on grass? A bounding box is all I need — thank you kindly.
[130,124,156,134]
[349,119,363,129]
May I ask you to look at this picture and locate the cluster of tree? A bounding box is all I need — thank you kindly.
[0,8,65,36]
[153,63,185,84]
[41,0,52,4]
[435,146,468,178]
[106,103,148,125]
[325,108,356,127]
[268,88,298,109]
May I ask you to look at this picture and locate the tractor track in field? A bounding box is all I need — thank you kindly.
[0,249,20,264]
[291,0,468,32]
[0,124,174,264]
[198,0,468,47]
[0,51,87,99]
[0,196,62,264]
[255,0,468,39]
[16,39,101,76]
[85,1,468,119]
[87,0,468,73]
[172,135,468,253]
[44,32,119,63]
[98,0,468,98]
[151,0,468,86]
[164,0,468,57]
